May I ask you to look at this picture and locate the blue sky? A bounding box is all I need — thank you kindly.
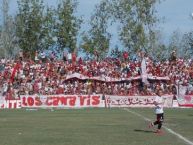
[0,0,193,46]
[156,0,193,39]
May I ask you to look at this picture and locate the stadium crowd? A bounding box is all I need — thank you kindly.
[0,50,192,99]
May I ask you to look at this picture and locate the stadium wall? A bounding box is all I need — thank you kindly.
[0,95,193,109]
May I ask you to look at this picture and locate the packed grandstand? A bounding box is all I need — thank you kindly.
[0,50,192,100]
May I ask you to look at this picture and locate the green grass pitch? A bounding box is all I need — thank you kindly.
[0,108,193,145]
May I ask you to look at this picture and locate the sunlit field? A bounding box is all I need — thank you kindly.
[0,108,193,145]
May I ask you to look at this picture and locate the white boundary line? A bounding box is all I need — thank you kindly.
[123,108,193,145]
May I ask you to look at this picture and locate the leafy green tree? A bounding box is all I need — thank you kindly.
[81,0,111,58]
[82,0,161,58]
[40,6,55,50]
[110,0,160,54]
[16,0,45,58]
[56,0,82,53]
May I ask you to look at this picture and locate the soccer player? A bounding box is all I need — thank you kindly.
[149,89,165,134]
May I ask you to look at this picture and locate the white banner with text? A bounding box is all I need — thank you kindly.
[105,95,173,108]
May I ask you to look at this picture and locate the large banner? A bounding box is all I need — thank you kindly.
[65,73,169,82]
[20,95,105,108]
[105,95,173,108]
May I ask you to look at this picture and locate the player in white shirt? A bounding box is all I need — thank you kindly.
[149,89,165,134]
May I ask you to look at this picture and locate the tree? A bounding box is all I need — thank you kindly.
[82,0,161,58]
[180,31,193,59]
[0,0,18,58]
[168,30,183,55]
[108,0,160,55]
[81,0,111,58]
[147,30,168,61]
[40,6,55,50]
[166,29,193,59]
[56,0,82,53]
[16,0,45,58]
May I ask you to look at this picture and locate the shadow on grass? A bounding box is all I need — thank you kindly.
[134,129,155,133]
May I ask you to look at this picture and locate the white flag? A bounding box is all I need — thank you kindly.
[141,58,148,84]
